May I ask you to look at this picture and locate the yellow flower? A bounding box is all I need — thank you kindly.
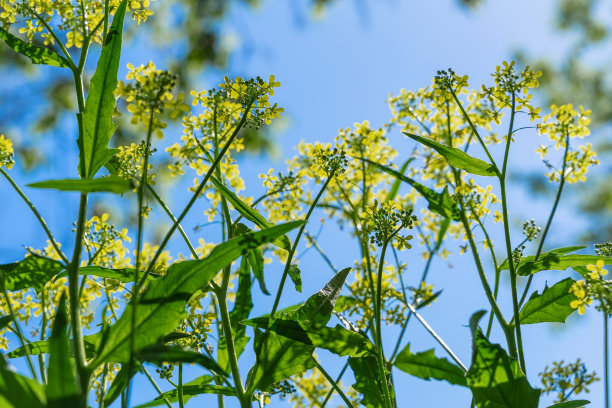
[586,260,608,280]
[0,134,15,169]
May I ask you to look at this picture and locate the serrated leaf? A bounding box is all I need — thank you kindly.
[248,248,269,295]
[288,265,302,293]
[211,175,291,251]
[349,356,386,408]
[0,355,46,408]
[0,254,63,293]
[518,278,577,324]
[242,317,375,357]
[499,246,587,270]
[46,293,80,408]
[92,221,303,367]
[28,176,133,193]
[467,311,540,408]
[517,254,612,276]
[545,400,590,408]
[0,27,70,68]
[404,132,497,176]
[394,343,467,386]
[361,157,460,220]
[78,0,127,178]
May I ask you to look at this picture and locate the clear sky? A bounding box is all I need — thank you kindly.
[0,0,606,407]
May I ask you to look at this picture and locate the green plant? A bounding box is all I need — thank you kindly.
[0,2,610,408]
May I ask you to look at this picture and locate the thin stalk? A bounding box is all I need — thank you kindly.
[38,293,48,384]
[374,241,393,408]
[141,100,254,285]
[406,302,468,372]
[605,312,610,408]
[518,132,571,309]
[141,365,173,408]
[126,111,155,404]
[27,7,76,69]
[313,358,354,408]
[178,363,185,408]
[98,363,108,408]
[0,281,38,379]
[320,359,351,407]
[497,93,526,372]
[0,168,69,264]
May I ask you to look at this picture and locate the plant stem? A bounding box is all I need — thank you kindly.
[320,360,351,408]
[178,363,185,408]
[0,168,69,264]
[605,312,610,408]
[374,241,393,408]
[406,302,468,372]
[313,358,354,408]
[141,365,173,408]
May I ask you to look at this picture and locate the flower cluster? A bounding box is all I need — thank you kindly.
[522,219,541,242]
[360,200,416,248]
[539,359,599,403]
[115,62,189,139]
[569,260,612,315]
[0,134,14,169]
[114,141,155,184]
[0,1,154,47]
[433,68,469,101]
[310,146,348,180]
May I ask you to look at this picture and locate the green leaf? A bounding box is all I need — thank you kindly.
[349,356,386,408]
[0,355,46,408]
[0,316,10,330]
[281,267,351,324]
[404,132,497,176]
[242,318,375,357]
[394,343,467,386]
[102,361,141,407]
[499,246,587,270]
[545,401,590,408]
[136,344,227,377]
[0,254,63,293]
[28,176,133,194]
[467,311,540,408]
[46,293,80,408]
[211,175,291,251]
[288,265,302,293]
[78,0,128,178]
[92,221,303,366]
[517,254,612,276]
[54,265,160,283]
[7,332,99,359]
[384,158,413,202]
[248,328,315,391]
[248,248,269,295]
[518,278,578,324]
[0,27,70,68]
[361,158,460,220]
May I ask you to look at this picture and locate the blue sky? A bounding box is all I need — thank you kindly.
[0,0,607,407]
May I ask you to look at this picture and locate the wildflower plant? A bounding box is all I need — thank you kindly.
[0,1,612,408]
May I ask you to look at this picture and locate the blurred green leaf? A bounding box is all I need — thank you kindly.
[288,265,302,293]
[0,355,46,408]
[132,375,234,408]
[545,400,590,408]
[54,265,160,283]
[394,343,467,386]
[384,158,413,202]
[248,248,269,295]
[28,177,133,194]
[0,254,63,293]
[136,344,227,377]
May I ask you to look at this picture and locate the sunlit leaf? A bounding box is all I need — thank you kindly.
[54,265,159,283]
[517,254,612,276]
[0,356,46,408]
[28,177,133,194]
[0,254,63,293]
[136,344,227,377]
[132,375,234,408]
[288,265,302,293]
[518,278,577,324]
[499,246,587,270]
[0,27,70,68]
[404,132,497,176]
[78,0,127,178]
[545,400,590,408]
[467,311,540,408]
[394,343,467,386]
[349,356,386,408]
[248,248,269,295]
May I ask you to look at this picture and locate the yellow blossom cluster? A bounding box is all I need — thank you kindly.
[0,134,14,169]
[569,260,609,315]
[0,0,153,47]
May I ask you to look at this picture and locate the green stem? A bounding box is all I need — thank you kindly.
[313,358,354,408]
[0,168,69,264]
[605,312,610,408]
[141,365,173,408]
[374,242,393,408]
[178,363,185,408]
[38,293,48,384]
[320,360,351,408]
